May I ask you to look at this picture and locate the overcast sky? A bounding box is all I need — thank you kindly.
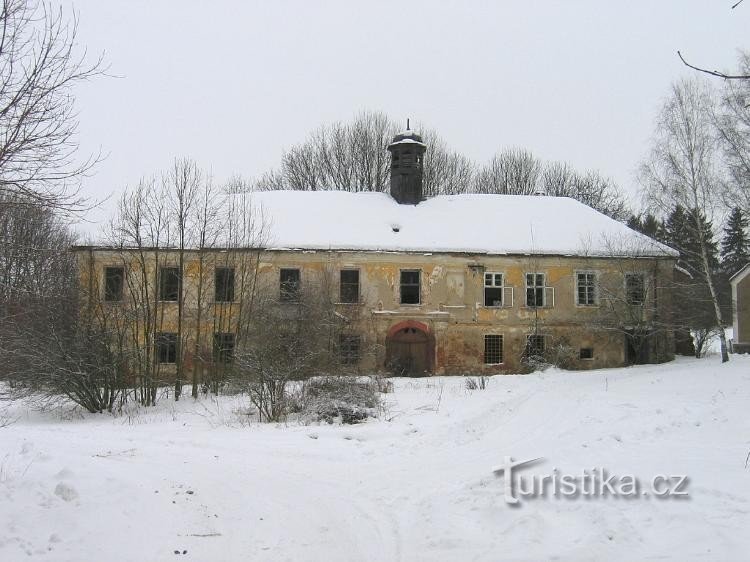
[70,0,747,235]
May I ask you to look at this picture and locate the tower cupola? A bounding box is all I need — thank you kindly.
[387,120,426,205]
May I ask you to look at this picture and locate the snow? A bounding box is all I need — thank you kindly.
[251,191,677,257]
[1,356,749,561]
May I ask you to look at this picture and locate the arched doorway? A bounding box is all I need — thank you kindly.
[385,321,434,376]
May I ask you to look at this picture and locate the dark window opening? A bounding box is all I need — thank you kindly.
[339,334,361,365]
[400,270,421,305]
[579,347,594,360]
[484,272,503,307]
[626,273,645,305]
[104,267,124,302]
[340,269,360,303]
[215,267,235,302]
[577,272,596,306]
[159,267,180,302]
[526,273,545,307]
[280,268,301,302]
[484,334,503,364]
[156,332,178,364]
[525,334,545,358]
[213,333,235,364]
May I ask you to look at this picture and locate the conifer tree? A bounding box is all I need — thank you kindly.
[720,207,749,277]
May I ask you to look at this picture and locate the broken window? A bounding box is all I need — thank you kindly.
[576,272,597,306]
[159,267,180,302]
[525,273,545,307]
[156,332,178,364]
[279,268,301,302]
[339,334,361,365]
[339,269,360,304]
[484,273,503,307]
[213,333,235,364]
[104,266,124,302]
[215,267,235,303]
[525,334,545,358]
[400,270,421,305]
[484,334,503,364]
[625,273,645,305]
[579,347,594,360]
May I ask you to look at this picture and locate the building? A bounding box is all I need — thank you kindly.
[730,264,750,353]
[74,129,678,380]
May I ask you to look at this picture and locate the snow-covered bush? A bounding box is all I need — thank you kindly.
[296,376,382,424]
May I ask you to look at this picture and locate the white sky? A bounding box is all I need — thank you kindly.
[69,0,748,236]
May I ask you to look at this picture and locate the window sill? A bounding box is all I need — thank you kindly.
[335,301,363,306]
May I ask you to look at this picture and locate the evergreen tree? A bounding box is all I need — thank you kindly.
[720,207,749,277]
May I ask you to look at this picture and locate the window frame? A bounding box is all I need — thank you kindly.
[338,333,362,365]
[104,266,125,302]
[399,269,421,305]
[214,266,236,303]
[213,332,235,364]
[158,266,181,302]
[575,270,598,307]
[483,334,504,365]
[625,273,646,306]
[525,334,546,358]
[483,272,504,308]
[156,332,178,364]
[339,269,360,304]
[279,268,301,303]
[525,272,546,308]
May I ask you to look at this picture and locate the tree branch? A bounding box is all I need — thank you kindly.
[677,51,750,80]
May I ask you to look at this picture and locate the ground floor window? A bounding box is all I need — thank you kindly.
[156,332,178,364]
[525,334,545,358]
[484,334,503,364]
[579,347,594,360]
[213,333,235,364]
[339,334,361,365]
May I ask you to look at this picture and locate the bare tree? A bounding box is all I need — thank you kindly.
[715,51,750,214]
[639,77,730,362]
[473,148,541,195]
[0,0,104,212]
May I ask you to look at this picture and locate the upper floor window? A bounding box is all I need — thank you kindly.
[339,269,360,304]
[400,270,421,305]
[625,273,645,305]
[576,272,597,306]
[484,334,503,364]
[279,268,300,302]
[525,273,546,307]
[104,266,124,302]
[484,273,503,307]
[159,267,180,302]
[156,332,178,364]
[215,267,235,303]
[213,332,235,364]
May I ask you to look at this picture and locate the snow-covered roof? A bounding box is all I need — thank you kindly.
[251,190,677,257]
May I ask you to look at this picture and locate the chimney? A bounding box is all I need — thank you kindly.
[387,122,426,205]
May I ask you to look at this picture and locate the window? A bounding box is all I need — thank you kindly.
[159,267,180,302]
[104,267,124,302]
[339,334,361,365]
[400,270,420,305]
[484,273,503,307]
[156,333,178,364]
[339,269,360,304]
[213,333,235,364]
[576,272,597,306]
[525,334,545,358]
[484,334,503,364]
[625,273,645,305]
[279,268,300,302]
[525,273,545,307]
[215,267,235,302]
[579,347,594,360]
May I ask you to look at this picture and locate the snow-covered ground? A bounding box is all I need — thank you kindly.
[1,356,749,561]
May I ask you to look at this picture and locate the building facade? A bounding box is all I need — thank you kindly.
[74,129,677,380]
